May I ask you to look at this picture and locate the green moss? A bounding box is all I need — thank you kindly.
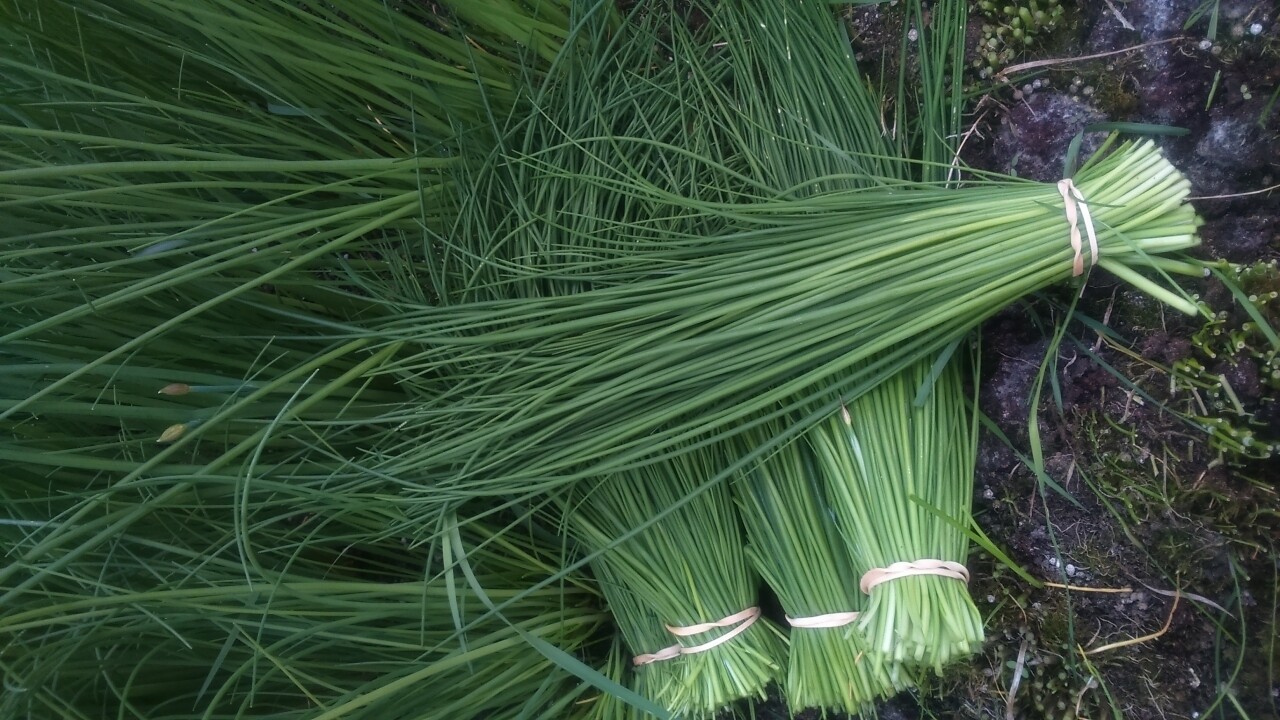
[1171,261,1280,462]
[972,0,1070,77]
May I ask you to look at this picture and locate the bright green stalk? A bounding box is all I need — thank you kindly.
[734,423,910,713]
[810,351,983,677]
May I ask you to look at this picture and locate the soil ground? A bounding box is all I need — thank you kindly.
[826,1,1280,718]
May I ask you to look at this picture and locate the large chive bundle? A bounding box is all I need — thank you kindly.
[734,422,909,713]
[811,352,983,676]
[365,138,1199,509]
[341,0,1199,509]
[566,448,786,717]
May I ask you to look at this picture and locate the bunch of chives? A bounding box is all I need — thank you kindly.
[363,137,1200,509]
[733,422,909,713]
[810,351,984,678]
[566,448,786,717]
[590,561,684,715]
[349,0,1200,509]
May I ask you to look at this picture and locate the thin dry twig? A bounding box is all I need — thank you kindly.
[948,104,991,185]
[1044,581,1135,594]
[1074,677,1099,718]
[998,37,1186,79]
[1103,0,1135,30]
[1188,182,1280,200]
[1005,638,1031,720]
[1085,592,1180,655]
[1140,581,1231,615]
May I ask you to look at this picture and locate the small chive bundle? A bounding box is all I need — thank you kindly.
[590,561,684,714]
[811,351,983,678]
[733,421,909,713]
[566,447,786,717]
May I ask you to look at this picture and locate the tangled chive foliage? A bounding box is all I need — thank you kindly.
[811,352,984,678]
[0,496,610,720]
[0,2,636,718]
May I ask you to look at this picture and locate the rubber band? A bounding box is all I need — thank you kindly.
[666,605,761,655]
[631,606,762,666]
[859,560,970,595]
[1057,178,1099,277]
[632,644,681,666]
[785,610,860,629]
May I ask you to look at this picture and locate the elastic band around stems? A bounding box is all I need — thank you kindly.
[785,610,860,629]
[632,644,681,666]
[859,560,970,595]
[1058,178,1099,277]
[631,606,763,666]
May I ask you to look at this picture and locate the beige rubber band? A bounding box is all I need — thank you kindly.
[631,606,762,666]
[1057,178,1099,277]
[632,644,681,666]
[859,560,970,595]
[785,610,860,629]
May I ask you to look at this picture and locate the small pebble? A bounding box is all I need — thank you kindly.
[987,594,997,603]
[1199,39,1213,50]
[1249,23,1263,35]
[1065,564,1076,577]
[907,27,918,42]
[1082,85,1094,96]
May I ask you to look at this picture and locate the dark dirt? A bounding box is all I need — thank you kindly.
[842,1,1280,719]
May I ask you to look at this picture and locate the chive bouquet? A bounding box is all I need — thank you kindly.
[366,134,1201,512]
[340,5,1198,515]
[360,0,1200,512]
[811,351,985,678]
